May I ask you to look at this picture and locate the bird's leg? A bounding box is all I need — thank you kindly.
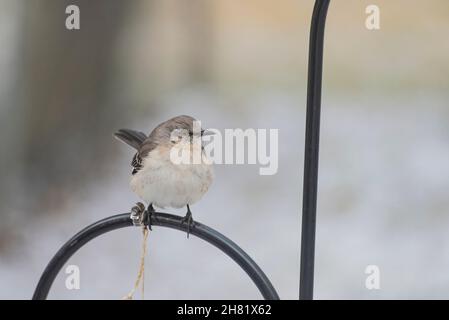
[181,204,195,238]
[144,203,155,230]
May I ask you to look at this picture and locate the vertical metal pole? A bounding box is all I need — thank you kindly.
[300,0,330,300]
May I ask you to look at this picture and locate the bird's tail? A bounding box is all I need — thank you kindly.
[114,129,147,150]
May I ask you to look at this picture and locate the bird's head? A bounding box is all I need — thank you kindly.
[156,115,213,145]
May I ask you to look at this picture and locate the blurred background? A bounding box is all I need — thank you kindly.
[0,0,449,299]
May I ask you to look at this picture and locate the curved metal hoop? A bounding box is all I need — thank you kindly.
[32,212,280,300]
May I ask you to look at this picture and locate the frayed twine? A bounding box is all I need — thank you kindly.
[122,226,149,300]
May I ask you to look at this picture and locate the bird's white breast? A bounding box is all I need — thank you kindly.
[130,145,214,209]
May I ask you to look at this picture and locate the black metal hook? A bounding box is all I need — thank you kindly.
[32,212,280,300]
[300,0,330,300]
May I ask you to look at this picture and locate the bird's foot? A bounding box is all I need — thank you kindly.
[143,204,155,230]
[130,202,154,230]
[130,202,146,227]
[181,205,195,238]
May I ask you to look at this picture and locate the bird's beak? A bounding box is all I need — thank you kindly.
[201,129,216,136]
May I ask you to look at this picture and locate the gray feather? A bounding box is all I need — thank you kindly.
[114,129,147,150]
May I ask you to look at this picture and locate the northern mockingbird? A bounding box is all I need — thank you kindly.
[114,115,214,237]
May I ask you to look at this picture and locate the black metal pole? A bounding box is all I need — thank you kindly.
[300,0,330,300]
[33,212,279,300]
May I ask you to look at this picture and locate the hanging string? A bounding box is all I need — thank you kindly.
[122,226,149,300]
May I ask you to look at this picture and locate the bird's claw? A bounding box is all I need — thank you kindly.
[130,202,146,226]
[130,202,154,230]
[181,208,195,238]
[144,204,155,230]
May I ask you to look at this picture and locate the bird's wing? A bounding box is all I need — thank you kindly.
[115,128,154,174]
[131,152,143,174]
[132,139,159,175]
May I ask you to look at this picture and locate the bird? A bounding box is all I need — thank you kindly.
[114,115,214,237]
